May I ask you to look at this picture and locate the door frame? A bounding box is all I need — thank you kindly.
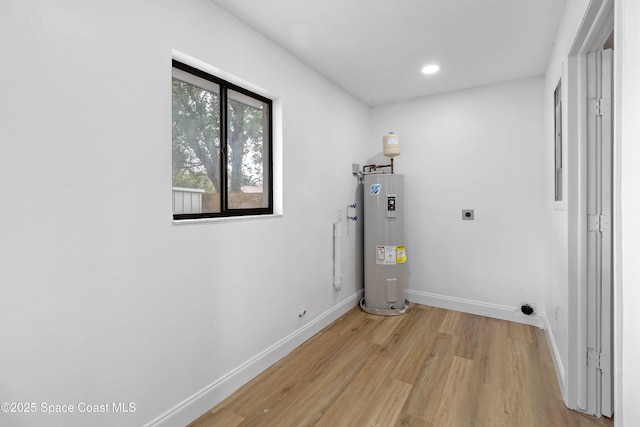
[565,0,614,414]
[585,47,614,417]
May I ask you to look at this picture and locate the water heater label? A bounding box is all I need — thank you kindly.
[397,245,407,263]
[369,184,381,195]
[376,245,397,265]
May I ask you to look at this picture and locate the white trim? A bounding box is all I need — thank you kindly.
[406,290,544,328]
[566,51,589,412]
[569,0,614,56]
[544,313,567,401]
[144,290,363,427]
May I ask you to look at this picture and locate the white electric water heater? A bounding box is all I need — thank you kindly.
[360,173,410,315]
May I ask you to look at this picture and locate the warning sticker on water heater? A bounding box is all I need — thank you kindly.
[376,245,397,265]
[375,245,406,265]
[397,245,407,263]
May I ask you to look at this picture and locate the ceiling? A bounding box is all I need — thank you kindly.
[211,0,567,105]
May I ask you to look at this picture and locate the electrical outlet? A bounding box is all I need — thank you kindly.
[298,307,307,318]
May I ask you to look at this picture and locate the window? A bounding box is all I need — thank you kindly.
[172,60,273,219]
[554,79,562,202]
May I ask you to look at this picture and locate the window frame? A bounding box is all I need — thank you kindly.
[554,79,563,202]
[172,60,273,220]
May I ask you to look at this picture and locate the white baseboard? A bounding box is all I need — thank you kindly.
[542,314,567,401]
[406,289,545,328]
[145,290,363,427]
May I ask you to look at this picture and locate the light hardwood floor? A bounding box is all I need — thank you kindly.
[189,304,614,427]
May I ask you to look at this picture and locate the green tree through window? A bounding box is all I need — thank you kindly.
[172,61,272,219]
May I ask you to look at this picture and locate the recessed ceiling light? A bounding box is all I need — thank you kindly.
[421,64,440,75]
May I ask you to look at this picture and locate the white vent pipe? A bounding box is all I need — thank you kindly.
[333,221,342,289]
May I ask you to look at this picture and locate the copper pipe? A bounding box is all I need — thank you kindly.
[362,162,393,173]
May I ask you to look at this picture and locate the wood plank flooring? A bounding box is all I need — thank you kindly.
[188,304,614,427]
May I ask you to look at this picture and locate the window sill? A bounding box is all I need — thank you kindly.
[172,213,283,226]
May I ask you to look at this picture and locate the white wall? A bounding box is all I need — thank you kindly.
[370,78,547,324]
[0,1,368,426]
[616,0,640,424]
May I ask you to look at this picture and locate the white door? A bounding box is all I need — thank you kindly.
[585,47,613,418]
